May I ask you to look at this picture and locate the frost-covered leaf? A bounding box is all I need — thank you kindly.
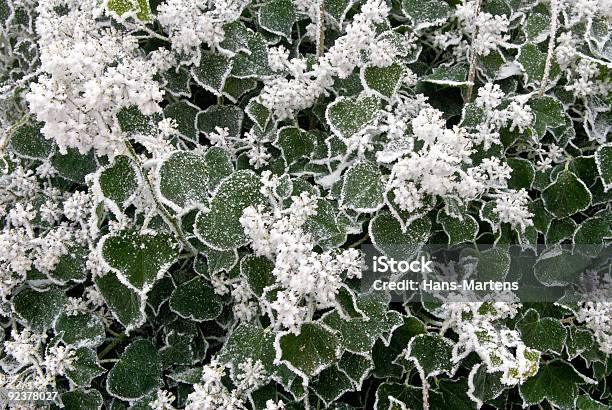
[95,271,145,330]
[13,287,66,331]
[405,334,455,378]
[573,211,612,245]
[361,63,404,99]
[595,144,612,191]
[61,389,103,410]
[276,323,341,379]
[258,0,296,39]
[51,148,97,183]
[310,366,353,406]
[195,170,266,250]
[48,246,88,284]
[96,155,139,209]
[529,96,565,137]
[275,126,316,165]
[54,312,105,348]
[106,0,151,21]
[101,230,179,292]
[191,51,233,96]
[164,100,199,142]
[519,359,595,410]
[169,277,222,321]
[324,0,354,23]
[467,364,506,408]
[231,31,273,78]
[515,309,567,354]
[542,171,591,218]
[437,211,478,244]
[369,212,431,260]
[338,351,372,388]
[423,65,468,86]
[219,323,276,378]
[523,12,550,43]
[401,0,450,29]
[326,95,380,139]
[157,151,209,211]
[240,254,274,296]
[197,104,244,139]
[517,43,560,88]
[9,123,53,159]
[246,98,271,131]
[507,157,535,190]
[65,347,106,387]
[203,146,234,190]
[533,247,591,286]
[162,67,192,97]
[340,161,384,212]
[107,339,161,400]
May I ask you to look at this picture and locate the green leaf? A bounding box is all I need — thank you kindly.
[528,96,565,137]
[107,340,162,400]
[361,63,404,99]
[51,148,97,183]
[231,31,273,78]
[169,277,223,321]
[197,104,244,139]
[423,65,468,86]
[369,212,431,260]
[164,100,199,142]
[595,144,612,191]
[195,170,266,250]
[65,347,106,387]
[240,255,275,296]
[401,0,450,29]
[467,364,506,408]
[258,0,296,39]
[106,0,151,21]
[575,395,608,410]
[515,309,567,354]
[246,98,271,131]
[117,105,160,135]
[437,211,478,244]
[310,366,353,406]
[10,123,53,159]
[96,155,139,209]
[275,126,316,165]
[48,246,88,284]
[277,323,341,379]
[191,51,233,96]
[533,247,591,286]
[323,292,403,354]
[324,0,354,23]
[517,43,560,88]
[101,230,179,292]
[338,351,373,388]
[507,157,535,190]
[61,389,103,410]
[95,271,145,330]
[201,245,238,274]
[545,218,576,244]
[523,12,550,42]
[204,146,234,190]
[157,151,209,211]
[542,171,591,218]
[573,211,612,245]
[13,287,66,331]
[162,67,192,97]
[519,359,595,410]
[54,312,105,348]
[340,161,384,212]
[405,334,455,378]
[326,95,380,139]
[219,323,276,378]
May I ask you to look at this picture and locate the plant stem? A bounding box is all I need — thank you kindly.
[98,332,125,359]
[539,0,559,96]
[317,0,325,57]
[465,0,483,102]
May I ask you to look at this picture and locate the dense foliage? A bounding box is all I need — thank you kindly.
[0,0,610,408]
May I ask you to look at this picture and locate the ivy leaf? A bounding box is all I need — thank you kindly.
[360,63,404,99]
[48,246,88,284]
[246,98,271,131]
[101,230,179,292]
[157,151,209,211]
[401,0,450,30]
[404,334,455,378]
[437,211,478,244]
[276,323,341,380]
[197,104,244,139]
[310,366,353,407]
[162,67,192,97]
[423,65,468,86]
[595,144,612,191]
[326,95,380,139]
[65,347,106,387]
[95,271,145,331]
[116,105,160,135]
[573,211,612,246]
[275,126,316,165]
[191,51,233,96]
[61,389,103,410]
[324,0,354,23]
[12,287,66,331]
[467,364,506,408]
[369,212,431,260]
[575,395,609,410]
[107,340,162,400]
[533,246,591,286]
[219,323,276,378]
[515,309,567,354]
[164,100,199,142]
[528,96,565,137]
[507,158,535,190]
[240,255,275,296]
[517,43,560,88]
[51,148,97,183]
[95,155,139,209]
[169,277,223,321]
[204,146,234,190]
[9,123,53,159]
[231,31,273,78]
[523,12,550,43]
[54,312,105,348]
[519,359,595,410]
[195,170,266,250]
[542,171,591,218]
[340,161,385,212]
[106,0,151,21]
[258,0,296,39]
[338,351,373,389]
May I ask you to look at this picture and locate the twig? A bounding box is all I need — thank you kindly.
[465,0,483,102]
[317,0,325,57]
[539,0,559,96]
[98,332,126,359]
